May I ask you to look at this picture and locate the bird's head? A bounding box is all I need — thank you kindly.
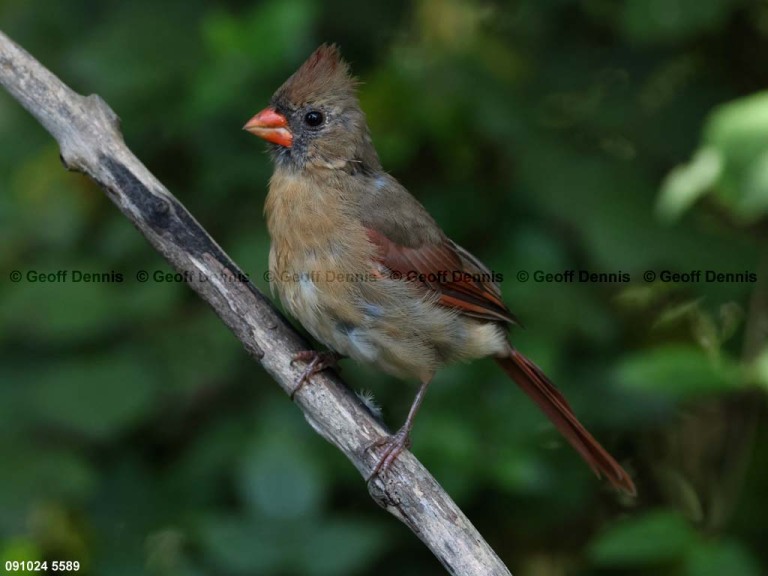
[244,44,379,173]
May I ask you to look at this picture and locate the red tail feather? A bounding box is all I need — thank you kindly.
[495,350,636,496]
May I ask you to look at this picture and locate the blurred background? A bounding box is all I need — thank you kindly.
[1,0,767,574]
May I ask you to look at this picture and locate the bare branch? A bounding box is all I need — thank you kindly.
[0,30,512,576]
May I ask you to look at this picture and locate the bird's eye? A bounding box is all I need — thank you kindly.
[304,110,324,127]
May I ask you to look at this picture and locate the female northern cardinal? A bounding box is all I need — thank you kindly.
[245,44,635,495]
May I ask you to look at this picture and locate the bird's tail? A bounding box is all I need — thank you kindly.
[495,349,636,496]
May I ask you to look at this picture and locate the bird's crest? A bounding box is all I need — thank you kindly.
[274,44,357,105]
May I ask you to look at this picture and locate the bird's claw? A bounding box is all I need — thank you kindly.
[290,350,341,399]
[366,428,412,481]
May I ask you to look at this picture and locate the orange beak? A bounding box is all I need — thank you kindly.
[243,107,293,147]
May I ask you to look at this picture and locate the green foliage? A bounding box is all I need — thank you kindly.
[617,344,740,398]
[590,510,698,566]
[621,0,734,43]
[590,510,761,575]
[660,92,768,221]
[1,0,766,574]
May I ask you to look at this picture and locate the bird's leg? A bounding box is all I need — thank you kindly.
[290,350,342,399]
[368,377,432,480]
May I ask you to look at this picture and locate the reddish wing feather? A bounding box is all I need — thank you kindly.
[366,228,516,324]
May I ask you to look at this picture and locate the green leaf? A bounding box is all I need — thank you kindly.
[707,93,768,162]
[616,345,738,398]
[298,519,388,576]
[201,516,388,576]
[0,261,179,343]
[705,91,768,218]
[685,539,761,576]
[589,510,696,566]
[0,538,42,565]
[0,440,96,514]
[651,298,703,330]
[152,312,240,395]
[238,437,326,520]
[31,349,158,439]
[751,347,768,391]
[658,148,722,221]
[201,516,282,574]
[621,0,732,44]
[741,149,768,215]
[718,302,744,344]
[193,0,317,118]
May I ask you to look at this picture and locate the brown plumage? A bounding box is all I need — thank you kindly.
[245,44,636,495]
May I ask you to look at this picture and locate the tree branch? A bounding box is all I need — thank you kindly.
[0,30,512,576]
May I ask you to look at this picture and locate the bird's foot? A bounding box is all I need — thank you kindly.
[289,350,342,399]
[367,427,412,481]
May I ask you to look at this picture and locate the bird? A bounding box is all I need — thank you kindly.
[244,44,636,495]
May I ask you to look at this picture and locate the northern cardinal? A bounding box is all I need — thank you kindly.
[245,44,635,495]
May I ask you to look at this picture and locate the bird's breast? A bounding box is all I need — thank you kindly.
[264,172,376,343]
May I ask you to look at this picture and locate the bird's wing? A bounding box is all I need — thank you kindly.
[359,173,517,326]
